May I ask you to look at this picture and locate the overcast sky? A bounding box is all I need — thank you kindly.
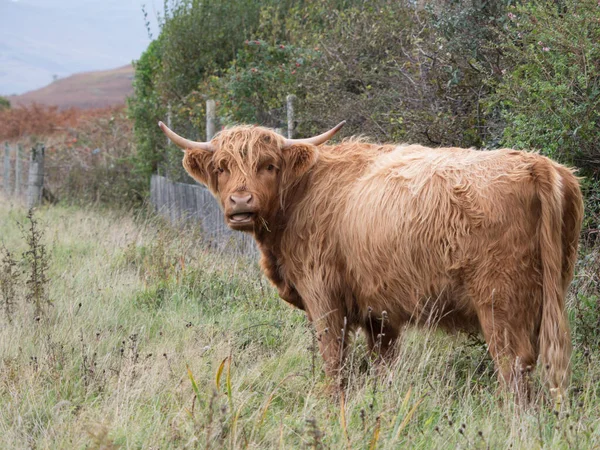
[0,0,161,95]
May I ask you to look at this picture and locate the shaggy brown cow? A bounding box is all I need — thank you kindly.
[159,120,583,399]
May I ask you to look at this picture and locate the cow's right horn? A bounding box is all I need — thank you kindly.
[158,121,215,152]
[282,121,346,148]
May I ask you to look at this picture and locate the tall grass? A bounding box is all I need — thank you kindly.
[0,198,598,448]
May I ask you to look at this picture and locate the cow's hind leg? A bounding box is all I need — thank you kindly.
[364,314,400,366]
[477,303,539,403]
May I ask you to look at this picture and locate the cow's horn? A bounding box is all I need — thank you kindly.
[158,121,215,152]
[282,121,346,148]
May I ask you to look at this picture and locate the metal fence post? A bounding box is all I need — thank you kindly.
[206,99,216,141]
[286,94,296,138]
[27,143,45,209]
[3,142,11,194]
[14,144,21,196]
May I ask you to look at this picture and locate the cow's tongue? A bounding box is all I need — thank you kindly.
[231,213,252,222]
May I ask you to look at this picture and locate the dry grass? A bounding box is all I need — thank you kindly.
[0,198,598,449]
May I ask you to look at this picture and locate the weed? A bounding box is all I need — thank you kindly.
[305,417,325,449]
[20,209,51,321]
[572,243,600,350]
[0,246,19,323]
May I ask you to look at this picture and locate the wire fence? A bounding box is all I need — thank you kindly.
[3,97,297,257]
[1,142,45,207]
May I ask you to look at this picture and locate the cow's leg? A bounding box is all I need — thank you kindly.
[364,314,400,366]
[305,298,349,386]
[477,305,538,403]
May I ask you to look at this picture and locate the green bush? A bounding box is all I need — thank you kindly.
[127,0,599,224]
[128,0,266,181]
[492,0,600,174]
[128,39,167,181]
[0,96,10,111]
[128,0,372,180]
[295,1,512,146]
[205,40,319,127]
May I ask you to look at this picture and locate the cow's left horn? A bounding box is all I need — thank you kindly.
[158,121,215,152]
[282,121,346,148]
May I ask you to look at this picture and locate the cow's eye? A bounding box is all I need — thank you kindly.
[266,164,275,171]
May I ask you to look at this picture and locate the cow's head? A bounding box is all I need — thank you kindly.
[158,121,345,232]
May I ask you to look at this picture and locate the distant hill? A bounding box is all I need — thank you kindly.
[0,0,158,95]
[8,65,135,110]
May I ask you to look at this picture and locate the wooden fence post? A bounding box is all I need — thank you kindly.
[286,94,296,138]
[27,143,44,209]
[206,99,216,141]
[166,103,172,147]
[14,144,21,196]
[3,142,10,194]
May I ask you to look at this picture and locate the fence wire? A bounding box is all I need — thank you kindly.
[1,144,30,201]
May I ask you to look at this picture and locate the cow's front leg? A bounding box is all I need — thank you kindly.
[302,294,350,387]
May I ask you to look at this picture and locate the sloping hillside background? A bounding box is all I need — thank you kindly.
[8,65,134,110]
[0,0,158,96]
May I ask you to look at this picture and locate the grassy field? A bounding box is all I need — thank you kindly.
[0,198,598,449]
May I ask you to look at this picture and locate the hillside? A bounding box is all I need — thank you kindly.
[7,65,134,110]
[0,0,158,95]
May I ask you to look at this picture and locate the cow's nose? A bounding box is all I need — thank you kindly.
[230,193,253,206]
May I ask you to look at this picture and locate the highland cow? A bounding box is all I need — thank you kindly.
[159,120,583,399]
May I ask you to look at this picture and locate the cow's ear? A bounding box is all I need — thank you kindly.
[282,143,318,182]
[183,149,217,190]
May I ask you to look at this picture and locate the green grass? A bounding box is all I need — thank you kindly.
[0,198,599,449]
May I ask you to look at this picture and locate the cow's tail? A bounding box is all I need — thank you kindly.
[535,160,578,401]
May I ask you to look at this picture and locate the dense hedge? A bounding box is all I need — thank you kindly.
[128,0,599,223]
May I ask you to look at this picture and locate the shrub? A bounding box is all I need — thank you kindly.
[205,40,319,127]
[41,106,145,207]
[491,0,600,175]
[0,96,10,111]
[296,1,510,146]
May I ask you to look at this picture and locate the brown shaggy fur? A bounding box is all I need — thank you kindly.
[179,125,583,399]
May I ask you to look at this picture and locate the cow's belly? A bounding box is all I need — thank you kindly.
[346,260,479,332]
